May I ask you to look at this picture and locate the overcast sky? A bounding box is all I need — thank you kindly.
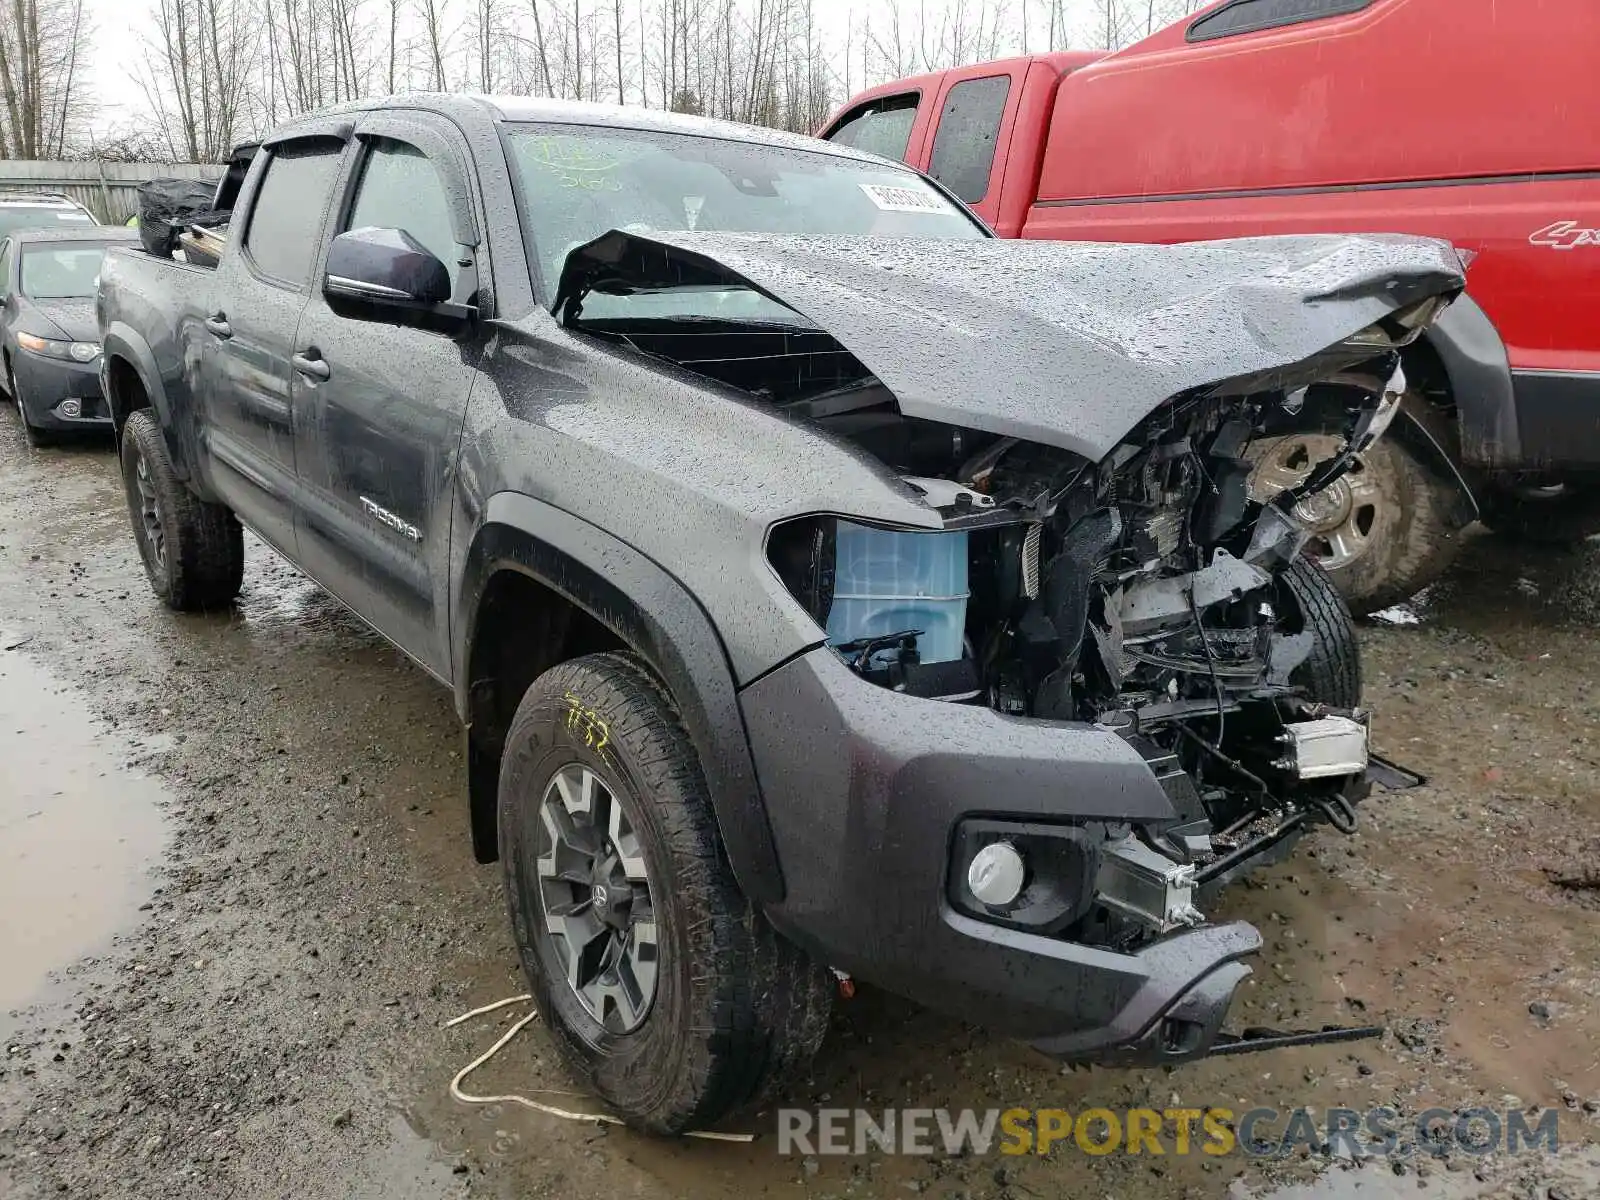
[82,0,1118,136]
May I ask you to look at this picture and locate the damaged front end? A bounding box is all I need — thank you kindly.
[558,228,1462,1064]
[763,358,1412,941]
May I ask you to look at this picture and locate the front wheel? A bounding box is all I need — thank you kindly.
[498,652,832,1134]
[120,409,244,610]
[10,362,55,447]
[1278,554,1362,711]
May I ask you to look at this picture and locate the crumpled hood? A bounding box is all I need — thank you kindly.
[27,298,97,342]
[558,231,1464,460]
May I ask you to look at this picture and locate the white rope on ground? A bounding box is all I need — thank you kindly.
[445,994,757,1143]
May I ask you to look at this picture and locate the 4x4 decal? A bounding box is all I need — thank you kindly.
[1530,221,1600,250]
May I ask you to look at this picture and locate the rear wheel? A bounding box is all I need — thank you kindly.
[1247,414,1461,614]
[499,652,832,1134]
[1479,480,1600,545]
[119,409,244,610]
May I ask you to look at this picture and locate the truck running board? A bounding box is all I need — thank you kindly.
[1207,1022,1385,1057]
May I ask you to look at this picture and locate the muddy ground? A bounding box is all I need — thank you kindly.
[0,410,1597,1200]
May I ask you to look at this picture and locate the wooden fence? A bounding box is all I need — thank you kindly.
[0,160,222,223]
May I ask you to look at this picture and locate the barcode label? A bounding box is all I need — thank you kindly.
[859,183,946,214]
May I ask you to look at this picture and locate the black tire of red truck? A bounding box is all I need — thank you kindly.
[120,409,245,611]
[497,651,834,1134]
[1479,480,1600,545]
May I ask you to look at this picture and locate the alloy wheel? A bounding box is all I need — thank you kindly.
[535,763,659,1034]
[134,453,167,573]
[1247,433,1383,571]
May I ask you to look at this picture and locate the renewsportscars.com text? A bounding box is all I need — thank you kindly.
[776,1106,1562,1159]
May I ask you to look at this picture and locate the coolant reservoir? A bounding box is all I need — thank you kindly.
[826,522,970,665]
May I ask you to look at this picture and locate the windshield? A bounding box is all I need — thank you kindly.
[0,206,93,240]
[504,123,985,320]
[21,244,112,298]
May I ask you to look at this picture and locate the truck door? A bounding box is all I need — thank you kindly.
[923,69,1022,230]
[289,114,483,678]
[202,132,349,557]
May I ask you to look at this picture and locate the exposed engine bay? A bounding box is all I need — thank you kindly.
[578,300,1438,953]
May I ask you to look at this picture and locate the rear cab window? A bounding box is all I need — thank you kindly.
[824,94,922,163]
[243,141,347,288]
[927,75,1012,206]
[1187,0,1375,40]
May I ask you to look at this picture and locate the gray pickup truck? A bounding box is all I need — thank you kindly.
[97,95,1463,1134]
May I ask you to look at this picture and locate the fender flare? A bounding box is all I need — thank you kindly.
[1415,293,1520,470]
[101,323,191,481]
[455,492,785,905]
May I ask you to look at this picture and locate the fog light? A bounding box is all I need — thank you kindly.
[967,842,1026,908]
[58,398,82,418]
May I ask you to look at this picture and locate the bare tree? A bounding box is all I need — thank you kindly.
[98,0,1226,162]
[420,0,451,88]
[0,0,95,159]
[137,0,257,162]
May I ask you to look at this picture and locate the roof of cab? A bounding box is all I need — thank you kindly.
[10,227,134,244]
[259,93,894,168]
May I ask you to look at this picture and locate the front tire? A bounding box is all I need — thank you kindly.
[120,409,244,610]
[498,652,832,1134]
[10,362,56,447]
[1279,554,1362,711]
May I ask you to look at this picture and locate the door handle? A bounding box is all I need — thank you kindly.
[203,313,232,339]
[292,351,331,382]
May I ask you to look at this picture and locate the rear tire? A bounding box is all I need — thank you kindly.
[498,652,832,1134]
[1279,554,1362,711]
[120,409,244,610]
[1479,481,1600,545]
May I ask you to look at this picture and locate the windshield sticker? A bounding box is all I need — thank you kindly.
[521,135,625,192]
[683,196,705,230]
[859,183,946,214]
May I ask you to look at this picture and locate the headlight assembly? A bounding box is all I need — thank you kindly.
[17,332,100,362]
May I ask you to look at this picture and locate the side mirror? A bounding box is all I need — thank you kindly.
[324,226,452,309]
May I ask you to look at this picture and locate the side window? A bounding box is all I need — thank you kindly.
[1188,0,1374,41]
[244,141,346,288]
[825,95,921,164]
[927,76,1011,205]
[0,241,12,296]
[344,139,459,286]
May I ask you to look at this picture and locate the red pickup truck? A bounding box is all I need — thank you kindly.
[823,0,1600,612]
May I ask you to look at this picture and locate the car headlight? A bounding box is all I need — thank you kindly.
[17,332,100,362]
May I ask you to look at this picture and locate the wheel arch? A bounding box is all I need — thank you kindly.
[102,324,184,468]
[456,492,785,905]
[1411,293,1520,471]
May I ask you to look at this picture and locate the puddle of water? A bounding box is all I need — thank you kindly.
[0,647,168,1027]
[340,1114,467,1199]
